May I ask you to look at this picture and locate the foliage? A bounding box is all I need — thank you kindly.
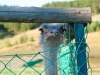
[19,35,28,44]
[0,30,14,40]
[88,21,100,32]
[42,0,100,14]
[0,23,40,34]
[13,41,19,45]
[5,40,13,47]
[0,24,6,30]
[30,37,34,42]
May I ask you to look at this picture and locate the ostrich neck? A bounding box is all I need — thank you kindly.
[40,36,63,75]
[42,39,62,50]
[42,41,59,75]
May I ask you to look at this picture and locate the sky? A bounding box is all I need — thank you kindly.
[0,0,71,7]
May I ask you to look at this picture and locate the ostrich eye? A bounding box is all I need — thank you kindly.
[39,28,44,33]
[60,27,66,34]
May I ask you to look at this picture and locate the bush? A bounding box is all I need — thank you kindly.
[3,23,40,33]
[5,40,12,47]
[88,21,100,32]
[30,37,34,42]
[20,35,28,44]
[13,41,19,45]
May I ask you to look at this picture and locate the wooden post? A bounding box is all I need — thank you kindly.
[0,6,91,23]
[74,23,87,75]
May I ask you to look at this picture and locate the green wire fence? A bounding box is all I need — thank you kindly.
[0,24,92,75]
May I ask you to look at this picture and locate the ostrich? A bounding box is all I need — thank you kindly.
[39,23,68,75]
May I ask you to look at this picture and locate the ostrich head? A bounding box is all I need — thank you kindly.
[39,23,67,48]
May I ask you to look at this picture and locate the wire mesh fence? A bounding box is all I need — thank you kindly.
[0,42,92,75]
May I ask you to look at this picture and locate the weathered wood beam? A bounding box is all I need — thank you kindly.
[0,6,91,23]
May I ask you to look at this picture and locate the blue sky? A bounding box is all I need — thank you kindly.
[0,0,71,7]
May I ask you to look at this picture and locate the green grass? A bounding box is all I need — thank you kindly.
[0,66,99,75]
[0,57,100,75]
[0,30,14,40]
[0,67,45,75]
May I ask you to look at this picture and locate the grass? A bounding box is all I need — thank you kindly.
[0,58,99,75]
[0,28,100,58]
[0,67,45,75]
[0,56,45,75]
[86,32,100,58]
[0,30,14,40]
[0,68,94,75]
[0,28,40,54]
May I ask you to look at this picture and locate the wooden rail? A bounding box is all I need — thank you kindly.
[0,6,91,23]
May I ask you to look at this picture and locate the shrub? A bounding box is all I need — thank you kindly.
[20,35,28,44]
[5,40,12,47]
[88,21,100,32]
[14,41,19,45]
[30,37,34,42]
